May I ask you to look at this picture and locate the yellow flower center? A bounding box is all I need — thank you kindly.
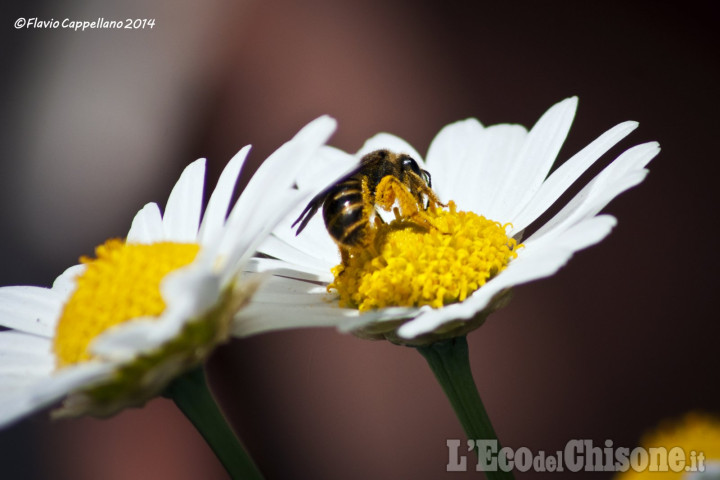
[53,239,200,367]
[329,201,519,311]
[614,413,720,479]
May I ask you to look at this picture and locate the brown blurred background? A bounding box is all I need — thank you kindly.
[1,1,718,479]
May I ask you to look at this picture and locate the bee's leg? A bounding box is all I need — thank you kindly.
[339,246,351,266]
[404,171,446,209]
[422,185,446,209]
[405,208,438,231]
[375,175,397,211]
[360,176,376,219]
[376,176,414,214]
[414,180,446,209]
[376,176,438,229]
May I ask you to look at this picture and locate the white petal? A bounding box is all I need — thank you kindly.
[219,117,336,270]
[356,133,424,161]
[221,189,310,280]
[296,145,357,192]
[126,202,164,243]
[229,116,336,231]
[0,330,52,352]
[0,286,64,336]
[44,362,114,398]
[264,146,360,269]
[487,97,578,221]
[686,462,720,480]
[35,361,116,411]
[397,214,618,339]
[51,264,84,297]
[246,255,334,283]
[336,306,423,333]
[233,276,350,337]
[456,124,528,217]
[425,118,485,205]
[268,146,356,266]
[262,196,341,268]
[528,142,659,242]
[510,120,639,233]
[252,275,332,303]
[162,159,206,242]
[162,264,221,320]
[0,331,54,376]
[0,360,112,428]
[0,372,49,399]
[523,215,618,261]
[221,190,293,267]
[233,304,350,337]
[198,146,249,246]
[260,235,336,272]
[89,317,167,361]
[0,379,55,428]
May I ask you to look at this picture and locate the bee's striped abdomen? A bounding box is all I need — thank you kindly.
[322,178,368,247]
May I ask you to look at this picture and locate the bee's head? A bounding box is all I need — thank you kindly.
[400,155,432,187]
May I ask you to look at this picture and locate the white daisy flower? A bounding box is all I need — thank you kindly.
[243,97,659,345]
[0,115,337,427]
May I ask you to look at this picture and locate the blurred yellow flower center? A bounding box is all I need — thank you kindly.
[53,239,200,367]
[329,201,519,311]
[614,412,720,479]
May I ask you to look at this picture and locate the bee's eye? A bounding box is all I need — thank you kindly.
[401,156,422,177]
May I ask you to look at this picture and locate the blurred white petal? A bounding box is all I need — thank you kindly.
[162,159,206,242]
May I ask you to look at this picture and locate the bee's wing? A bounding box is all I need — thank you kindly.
[292,162,366,235]
[291,188,330,235]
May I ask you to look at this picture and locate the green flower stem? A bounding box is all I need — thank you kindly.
[417,336,515,480]
[164,366,264,480]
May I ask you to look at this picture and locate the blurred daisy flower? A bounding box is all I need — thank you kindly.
[244,97,659,345]
[0,115,336,428]
[614,412,720,479]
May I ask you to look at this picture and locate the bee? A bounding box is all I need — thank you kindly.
[292,149,445,252]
